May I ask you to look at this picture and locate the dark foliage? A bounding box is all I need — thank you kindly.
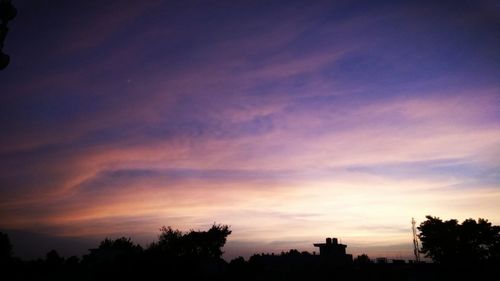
[0,231,13,261]
[0,0,16,70]
[2,219,500,281]
[79,237,143,280]
[418,215,500,264]
[353,253,371,265]
[142,224,231,279]
[84,236,143,263]
[46,249,64,265]
[147,224,231,259]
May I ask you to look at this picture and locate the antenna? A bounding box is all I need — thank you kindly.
[411,217,421,263]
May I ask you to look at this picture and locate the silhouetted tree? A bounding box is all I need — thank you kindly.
[4,222,500,281]
[228,256,248,276]
[354,254,371,265]
[0,0,17,70]
[65,255,80,269]
[147,224,231,259]
[83,237,142,264]
[147,226,183,258]
[0,231,13,262]
[418,215,500,264]
[46,249,64,265]
[81,237,143,281]
[230,256,246,266]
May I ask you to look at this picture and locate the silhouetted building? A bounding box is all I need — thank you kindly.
[313,237,352,265]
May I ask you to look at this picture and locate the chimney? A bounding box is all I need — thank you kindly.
[332,238,338,244]
[326,238,332,244]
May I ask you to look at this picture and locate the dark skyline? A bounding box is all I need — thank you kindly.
[1,0,499,259]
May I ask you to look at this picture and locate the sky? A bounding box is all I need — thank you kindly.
[1,0,499,260]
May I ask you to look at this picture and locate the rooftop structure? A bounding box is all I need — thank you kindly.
[313,237,352,264]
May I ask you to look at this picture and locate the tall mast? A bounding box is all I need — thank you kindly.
[411,217,421,263]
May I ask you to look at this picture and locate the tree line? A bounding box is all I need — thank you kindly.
[1,217,499,280]
[1,224,231,280]
[418,216,500,264]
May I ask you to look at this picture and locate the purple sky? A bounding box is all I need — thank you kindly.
[1,0,499,260]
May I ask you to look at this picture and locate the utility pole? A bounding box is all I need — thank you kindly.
[411,217,421,263]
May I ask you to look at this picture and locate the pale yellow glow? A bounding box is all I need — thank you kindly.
[1,93,499,259]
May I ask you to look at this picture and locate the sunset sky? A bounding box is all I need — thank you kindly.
[1,0,499,260]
